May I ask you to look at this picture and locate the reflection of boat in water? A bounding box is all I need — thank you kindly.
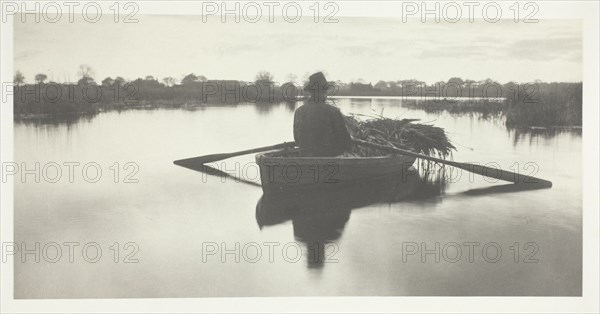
[255,148,416,193]
[256,171,434,269]
[256,171,423,227]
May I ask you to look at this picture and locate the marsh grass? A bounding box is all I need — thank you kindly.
[402,98,505,118]
[505,82,582,128]
[399,82,582,129]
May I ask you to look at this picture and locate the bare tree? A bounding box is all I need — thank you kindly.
[114,77,126,86]
[78,76,95,85]
[35,73,48,84]
[102,77,115,86]
[78,64,94,79]
[447,77,464,86]
[374,80,388,90]
[77,64,95,85]
[14,71,25,85]
[182,73,199,85]
[255,71,274,83]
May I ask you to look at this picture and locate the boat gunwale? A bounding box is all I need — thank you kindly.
[255,149,418,193]
[256,149,414,163]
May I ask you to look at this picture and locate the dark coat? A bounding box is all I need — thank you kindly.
[293,101,352,157]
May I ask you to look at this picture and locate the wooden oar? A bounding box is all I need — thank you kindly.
[194,164,262,187]
[352,139,552,187]
[173,142,296,165]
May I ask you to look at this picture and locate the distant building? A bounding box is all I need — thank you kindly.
[349,83,378,92]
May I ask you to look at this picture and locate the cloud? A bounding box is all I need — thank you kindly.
[506,37,582,62]
[417,43,499,59]
[13,16,582,83]
[14,49,43,61]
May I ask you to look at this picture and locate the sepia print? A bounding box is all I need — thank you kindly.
[1,1,598,313]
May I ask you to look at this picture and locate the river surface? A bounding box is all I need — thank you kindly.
[14,98,582,298]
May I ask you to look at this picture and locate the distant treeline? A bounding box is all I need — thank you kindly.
[13,71,582,128]
[340,80,582,128]
[13,78,303,116]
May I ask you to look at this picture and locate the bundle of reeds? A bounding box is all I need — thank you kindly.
[344,114,455,158]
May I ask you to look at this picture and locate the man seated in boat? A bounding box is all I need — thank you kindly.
[293,72,352,157]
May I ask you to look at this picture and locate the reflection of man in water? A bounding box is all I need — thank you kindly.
[293,208,350,270]
[293,72,352,157]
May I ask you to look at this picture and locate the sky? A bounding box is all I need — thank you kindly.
[14,15,582,84]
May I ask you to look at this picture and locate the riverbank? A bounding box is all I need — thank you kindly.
[14,82,582,129]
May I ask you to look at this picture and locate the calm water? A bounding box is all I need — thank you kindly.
[14,98,582,298]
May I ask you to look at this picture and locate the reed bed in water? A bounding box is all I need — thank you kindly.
[344,114,456,159]
[401,98,504,117]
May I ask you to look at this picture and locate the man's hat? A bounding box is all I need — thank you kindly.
[304,72,329,92]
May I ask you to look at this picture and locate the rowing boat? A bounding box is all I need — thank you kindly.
[256,172,422,228]
[255,148,416,193]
